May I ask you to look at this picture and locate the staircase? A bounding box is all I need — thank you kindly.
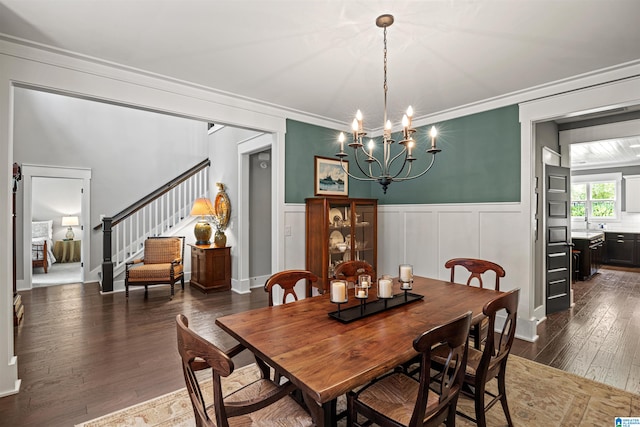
[98,159,210,291]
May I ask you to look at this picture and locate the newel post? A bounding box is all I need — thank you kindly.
[101,217,114,292]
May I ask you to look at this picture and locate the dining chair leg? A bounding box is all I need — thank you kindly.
[446,397,457,427]
[475,383,488,427]
[498,369,514,426]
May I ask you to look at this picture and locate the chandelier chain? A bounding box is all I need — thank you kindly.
[383,26,388,127]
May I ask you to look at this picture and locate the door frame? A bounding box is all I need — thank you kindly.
[521,74,640,323]
[20,164,91,290]
[236,132,276,294]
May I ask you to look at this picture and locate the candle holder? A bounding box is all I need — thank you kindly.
[354,282,368,315]
[330,279,348,314]
[378,277,393,309]
[355,282,369,299]
[358,274,372,289]
[399,264,413,290]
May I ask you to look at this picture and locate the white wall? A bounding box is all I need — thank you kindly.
[13,88,210,273]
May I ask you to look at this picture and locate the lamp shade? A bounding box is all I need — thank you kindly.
[190,198,214,217]
[61,216,79,226]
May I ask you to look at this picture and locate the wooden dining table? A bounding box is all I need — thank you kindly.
[215,275,503,427]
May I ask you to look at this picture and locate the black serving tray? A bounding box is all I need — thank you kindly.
[328,292,424,323]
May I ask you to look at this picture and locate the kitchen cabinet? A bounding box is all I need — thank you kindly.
[604,232,636,266]
[572,232,604,280]
[306,197,377,293]
[624,175,640,212]
[189,245,231,292]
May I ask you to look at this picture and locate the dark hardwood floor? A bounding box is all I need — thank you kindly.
[1,266,638,426]
[511,265,640,395]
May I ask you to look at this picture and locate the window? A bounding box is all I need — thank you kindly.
[571,173,621,221]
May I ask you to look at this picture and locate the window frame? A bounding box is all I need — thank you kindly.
[571,172,622,223]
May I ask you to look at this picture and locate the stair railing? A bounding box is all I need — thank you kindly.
[98,159,210,291]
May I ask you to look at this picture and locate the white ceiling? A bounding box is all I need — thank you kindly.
[571,135,640,170]
[2,0,640,167]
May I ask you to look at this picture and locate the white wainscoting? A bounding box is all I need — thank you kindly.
[282,202,537,342]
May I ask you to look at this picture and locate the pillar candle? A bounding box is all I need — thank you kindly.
[400,265,413,282]
[331,281,346,302]
[379,279,392,298]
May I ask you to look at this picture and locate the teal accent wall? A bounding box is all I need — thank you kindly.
[285,119,372,203]
[285,105,520,204]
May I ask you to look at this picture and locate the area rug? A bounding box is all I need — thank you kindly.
[76,355,640,426]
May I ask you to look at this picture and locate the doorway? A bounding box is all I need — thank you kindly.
[21,164,91,290]
[249,150,272,285]
[31,176,83,286]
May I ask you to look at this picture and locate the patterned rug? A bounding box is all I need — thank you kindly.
[76,355,640,426]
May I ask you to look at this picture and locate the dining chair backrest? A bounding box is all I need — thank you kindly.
[347,310,472,427]
[264,270,318,306]
[477,288,519,380]
[333,260,375,285]
[460,288,519,427]
[176,314,313,427]
[411,310,472,426]
[445,258,505,291]
[176,313,234,426]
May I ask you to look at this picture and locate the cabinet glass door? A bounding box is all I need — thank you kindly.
[328,201,351,278]
[352,202,375,267]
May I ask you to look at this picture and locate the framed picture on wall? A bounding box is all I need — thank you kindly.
[314,156,348,197]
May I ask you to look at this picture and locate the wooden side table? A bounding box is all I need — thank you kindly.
[189,245,231,293]
[53,239,81,263]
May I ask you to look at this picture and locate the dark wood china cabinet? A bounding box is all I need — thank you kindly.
[305,197,377,293]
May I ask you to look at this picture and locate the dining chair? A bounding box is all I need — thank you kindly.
[125,236,185,299]
[175,314,314,427]
[432,288,520,427]
[347,311,472,427]
[263,270,319,385]
[264,269,319,306]
[445,257,505,349]
[333,260,375,285]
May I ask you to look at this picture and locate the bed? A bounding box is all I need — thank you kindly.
[32,220,56,273]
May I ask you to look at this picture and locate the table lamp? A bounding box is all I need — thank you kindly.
[61,216,79,240]
[190,198,214,245]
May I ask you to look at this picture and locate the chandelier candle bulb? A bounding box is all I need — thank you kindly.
[406,106,414,127]
[338,132,345,152]
[368,140,374,157]
[430,126,438,149]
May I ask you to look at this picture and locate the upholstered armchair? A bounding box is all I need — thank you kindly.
[125,236,185,299]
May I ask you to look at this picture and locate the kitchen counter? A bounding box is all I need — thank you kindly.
[571,230,605,240]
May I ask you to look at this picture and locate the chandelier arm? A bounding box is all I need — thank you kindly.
[387,147,410,175]
[339,159,377,182]
[358,144,385,174]
[392,157,412,180]
[353,150,375,177]
[393,153,437,182]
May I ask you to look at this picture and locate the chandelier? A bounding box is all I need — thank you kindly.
[336,14,440,194]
